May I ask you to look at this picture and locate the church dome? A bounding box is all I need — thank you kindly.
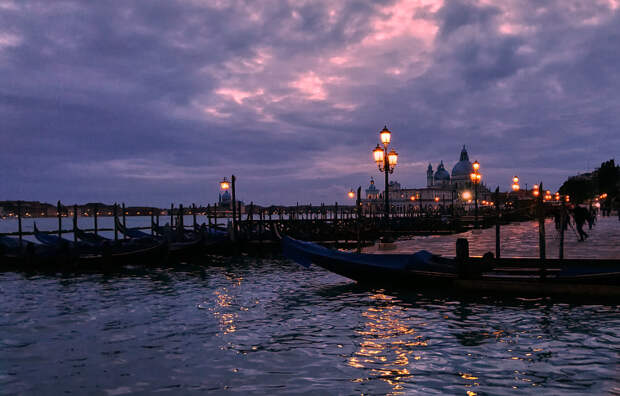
[367,177,378,192]
[451,145,473,178]
[434,161,450,181]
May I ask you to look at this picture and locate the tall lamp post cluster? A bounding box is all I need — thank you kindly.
[372,126,398,221]
[219,175,236,240]
[512,176,520,192]
[470,160,481,228]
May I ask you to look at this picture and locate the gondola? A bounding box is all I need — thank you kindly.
[20,223,168,270]
[282,236,620,298]
[116,218,203,260]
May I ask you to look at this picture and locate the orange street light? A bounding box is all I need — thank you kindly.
[220,177,230,190]
[373,144,384,165]
[380,125,391,146]
[348,189,355,199]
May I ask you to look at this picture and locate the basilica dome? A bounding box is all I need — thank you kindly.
[434,161,450,182]
[451,146,473,179]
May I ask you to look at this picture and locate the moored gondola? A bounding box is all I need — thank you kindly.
[282,236,620,298]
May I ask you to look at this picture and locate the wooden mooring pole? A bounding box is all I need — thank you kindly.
[538,181,546,279]
[57,200,62,239]
[17,200,23,246]
[73,204,78,242]
[494,186,500,259]
[93,203,98,236]
[122,202,127,240]
[113,203,118,241]
[559,200,566,260]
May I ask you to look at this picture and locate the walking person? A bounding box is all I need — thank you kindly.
[573,205,589,241]
[587,206,596,230]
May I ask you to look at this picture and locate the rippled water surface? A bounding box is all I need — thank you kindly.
[1,218,620,395]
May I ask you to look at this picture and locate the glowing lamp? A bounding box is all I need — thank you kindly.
[533,190,540,197]
[512,184,520,191]
[470,173,476,182]
[220,177,230,190]
[476,174,481,182]
[434,196,440,202]
[348,189,355,199]
[512,176,519,184]
[410,196,415,201]
[373,144,384,164]
[462,191,472,200]
[380,125,391,146]
[472,160,480,171]
[387,149,398,167]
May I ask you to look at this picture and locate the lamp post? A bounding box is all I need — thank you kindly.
[348,189,355,199]
[470,160,482,229]
[220,175,236,240]
[372,126,398,223]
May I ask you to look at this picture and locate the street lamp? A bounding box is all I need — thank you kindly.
[470,160,482,228]
[532,184,540,197]
[220,175,237,240]
[348,189,355,199]
[512,176,520,192]
[371,125,398,223]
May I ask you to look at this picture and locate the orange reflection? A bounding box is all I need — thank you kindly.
[211,275,245,335]
[349,292,426,394]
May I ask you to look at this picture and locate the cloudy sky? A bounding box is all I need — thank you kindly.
[1,0,619,206]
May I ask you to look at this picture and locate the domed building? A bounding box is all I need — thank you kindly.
[365,177,379,200]
[450,145,475,189]
[364,145,491,210]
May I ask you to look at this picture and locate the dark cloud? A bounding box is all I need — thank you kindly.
[1,0,618,206]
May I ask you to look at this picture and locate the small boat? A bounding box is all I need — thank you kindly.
[282,236,620,298]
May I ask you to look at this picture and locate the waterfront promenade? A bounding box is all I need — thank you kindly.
[364,216,620,259]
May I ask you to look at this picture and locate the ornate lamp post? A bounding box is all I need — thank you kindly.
[220,175,237,240]
[470,160,482,228]
[372,126,398,222]
[512,176,520,192]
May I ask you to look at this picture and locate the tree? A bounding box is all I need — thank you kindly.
[597,159,619,197]
[559,176,594,204]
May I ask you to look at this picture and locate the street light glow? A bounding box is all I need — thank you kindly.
[220,177,230,190]
[373,144,384,164]
[380,126,391,146]
[387,149,398,166]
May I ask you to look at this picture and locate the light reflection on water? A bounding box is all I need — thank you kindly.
[1,259,619,394]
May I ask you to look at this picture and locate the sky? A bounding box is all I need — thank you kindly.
[1,0,619,206]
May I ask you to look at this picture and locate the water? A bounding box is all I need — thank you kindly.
[1,219,619,394]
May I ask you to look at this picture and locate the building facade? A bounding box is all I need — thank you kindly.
[363,146,492,212]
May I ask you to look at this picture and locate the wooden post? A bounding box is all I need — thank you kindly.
[538,182,546,260]
[17,200,23,246]
[237,201,242,236]
[73,204,78,242]
[178,203,184,231]
[494,186,500,259]
[170,203,174,228]
[334,202,338,222]
[213,203,218,230]
[231,175,237,241]
[113,203,118,241]
[207,204,212,228]
[559,200,566,260]
[192,203,198,231]
[356,186,362,253]
[456,238,470,279]
[93,203,98,237]
[122,202,127,240]
[57,200,62,239]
